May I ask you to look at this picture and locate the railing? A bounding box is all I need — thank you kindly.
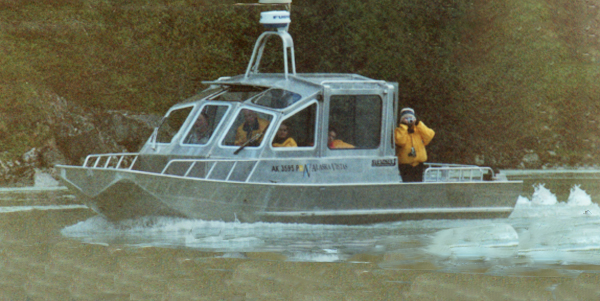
[81,155,258,183]
[160,159,258,182]
[83,153,139,170]
[424,163,494,182]
[81,155,494,183]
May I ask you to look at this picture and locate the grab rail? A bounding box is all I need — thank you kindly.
[83,153,139,170]
[82,155,494,183]
[81,155,257,182]
[424,164,494,182]
[161,159,258,183]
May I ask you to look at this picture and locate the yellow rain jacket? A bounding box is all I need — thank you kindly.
[272,137,298,147]
[395,122,435,166]
[235,118,270,146]
[329,140,354,149]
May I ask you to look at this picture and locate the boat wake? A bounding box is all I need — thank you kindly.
[61,184,600,267]
[425,184,600,267]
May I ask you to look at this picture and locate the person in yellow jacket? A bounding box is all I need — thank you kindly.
[328,128,354,149]
[235,109,270,146]
[395,108,435,182]
[272,122,298,147]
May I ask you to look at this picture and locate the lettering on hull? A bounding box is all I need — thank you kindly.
[372,158,397,167]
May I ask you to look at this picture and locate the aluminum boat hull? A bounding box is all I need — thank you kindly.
[58,166,522,224]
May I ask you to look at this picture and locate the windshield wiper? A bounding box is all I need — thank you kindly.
[234,132,264,155]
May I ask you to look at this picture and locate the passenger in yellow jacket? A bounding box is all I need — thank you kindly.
[235,109,270,146]
[272,122,298,147]
[395,108,435,182]
[327,128,354,149]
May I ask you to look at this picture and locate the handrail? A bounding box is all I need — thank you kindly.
[160,159,258,183]
[424,164,494,182]
[161,159,250,175]
[83,153,139,170]
[82,155,495,183]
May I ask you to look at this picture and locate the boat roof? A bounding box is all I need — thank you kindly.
[202,73,386,97]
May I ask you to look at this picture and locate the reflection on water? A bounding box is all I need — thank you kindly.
[2,183,600,299]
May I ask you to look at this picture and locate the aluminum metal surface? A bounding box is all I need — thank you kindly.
[58,165,521,224]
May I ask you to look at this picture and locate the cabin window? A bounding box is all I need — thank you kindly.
[156,106,194,144]
[210,85,266,102]
[222,108,273,147]
[182,105,229,145]
[272,103,317,148]
[328,95,382,149]
[252,88,302,109]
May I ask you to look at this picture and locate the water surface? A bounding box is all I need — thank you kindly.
[2,179,600,300]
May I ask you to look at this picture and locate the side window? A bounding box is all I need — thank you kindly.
[328,95,382,149]
[156,106,193,143]
[222,109,273,147]
[272,103,317,148]
[183,105,229,145]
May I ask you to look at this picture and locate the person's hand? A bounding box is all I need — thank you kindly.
[401,116,416,126]
[407,118,418,133]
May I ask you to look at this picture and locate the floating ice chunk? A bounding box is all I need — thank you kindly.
[567,185,592,206]
[531,183,557,205]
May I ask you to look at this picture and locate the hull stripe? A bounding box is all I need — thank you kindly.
[260,207,514,217]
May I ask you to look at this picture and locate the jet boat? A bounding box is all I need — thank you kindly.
[57,5,522,224]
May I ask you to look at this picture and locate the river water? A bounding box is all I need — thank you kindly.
[3,176,600,300]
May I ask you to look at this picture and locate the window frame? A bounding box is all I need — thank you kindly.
[179,102,232,147]
[322,87,390,157]
[218,106,277,150]
[269,100,319,152]
[154,104,196,145]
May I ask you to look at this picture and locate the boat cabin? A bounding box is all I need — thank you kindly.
[121,10,408,184]
[136,72,401,184]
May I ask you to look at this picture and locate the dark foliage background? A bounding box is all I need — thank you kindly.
[1,0,599,167]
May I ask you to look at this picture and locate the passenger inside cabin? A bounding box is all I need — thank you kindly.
[327,127,354,149]
[184,112,211,144]
[235,109,270,146]
[394,108,435,182]
[272,122,297,147]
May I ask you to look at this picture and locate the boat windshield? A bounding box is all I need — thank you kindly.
[182,104,229,145]
[221,108,274,148]
[209,85,266,102]
[251,88,301,109]
[156,106,194,144]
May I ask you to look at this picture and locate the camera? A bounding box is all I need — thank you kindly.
[408,147,416,157]
[403,116,415,125]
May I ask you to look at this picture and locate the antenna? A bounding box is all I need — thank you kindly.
[259,10,291,32]
[244,8,296,80]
